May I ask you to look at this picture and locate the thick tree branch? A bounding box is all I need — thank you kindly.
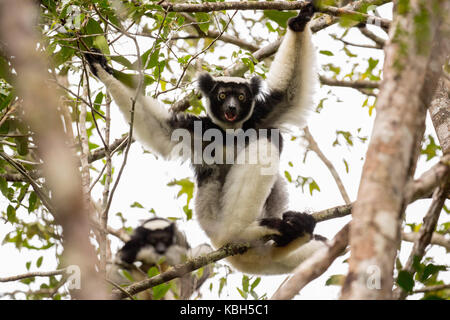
[402,232,450,251]
[429,78,450,154]
[153,1,390,30]
[405,154,450,203]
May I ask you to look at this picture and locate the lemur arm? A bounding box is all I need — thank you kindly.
[262,3,318,129]
[84,52,178,159]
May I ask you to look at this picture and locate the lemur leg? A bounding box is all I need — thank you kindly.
[212,138,281,247]
[84,50,176,158]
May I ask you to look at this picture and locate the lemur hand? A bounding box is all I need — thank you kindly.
[288,1,315,32]
[260,211,316,247]
[83,48,114,76]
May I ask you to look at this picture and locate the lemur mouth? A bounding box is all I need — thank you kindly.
[224,110,237,122]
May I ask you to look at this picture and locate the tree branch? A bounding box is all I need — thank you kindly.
[405,154,450,203]
[393,179,450,300]
[319,75,380,89]
[358,25,386,48]
[402,232,450,251]
[0,269,67,282]
[271,223,350,300]
[412,284,450,294]
[304,126,351,204]
[429,78,450,154]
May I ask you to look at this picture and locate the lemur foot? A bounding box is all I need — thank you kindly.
[288,1,316,32]
[83,48,114,76]
[260,211,316,247]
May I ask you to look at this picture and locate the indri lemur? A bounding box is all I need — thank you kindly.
[86,3,326,275]
[107,218,212,299]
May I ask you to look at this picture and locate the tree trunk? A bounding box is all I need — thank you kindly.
[341,0,449,299]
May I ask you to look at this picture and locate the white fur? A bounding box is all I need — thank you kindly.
[265,24,318,131]
[95,66,176,159]
[143,219,171,231]
[211,138,280,246]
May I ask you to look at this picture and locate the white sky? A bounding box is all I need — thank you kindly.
[0,3,448,300]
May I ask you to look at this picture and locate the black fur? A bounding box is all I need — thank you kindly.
[118,218,175,263]
[288,1,315,32]
[197,73,216,94]
[260,211,316,247]
[83,48,114,76]
[119,238,141,264]
[249,76,263,96]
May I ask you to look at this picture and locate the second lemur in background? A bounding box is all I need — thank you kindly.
[108,218,212,299]
[87,2,326,275]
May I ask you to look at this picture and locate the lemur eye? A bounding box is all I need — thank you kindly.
[238,94,245,101]
[219,93,226,100]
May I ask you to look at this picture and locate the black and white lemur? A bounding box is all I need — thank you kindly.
[107,217,212,299]
[86,2,326,275]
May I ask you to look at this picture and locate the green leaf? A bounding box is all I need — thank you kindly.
[28,191,38,213]
[194,12,210,33]
[110,55,134,70]
[36,256,43,268]
[153,282,171,300]
[325,274,345,286]
[397,270,414,292]
[242,275,249,293]
[93,35,110,56]
[167,178,194,220]
[343,159,349,173]
[236,287,247,299]
[26,261,31,271]
[93,92,104,111]
[241,57,254,74]
[421,264,447,282]
[250,277,261,291]
[0,176,8,197]
[120,269,134,282]
[263,10,296,28]
[130,201,144,209]
[7,205,16,222]
[319,50,334,56]
[147,266,159,278]
[421,135,441,161]
[218,277,226,297]
[309,180,320,195]
[15,136,29,156]
[284,170,292,183]
[53,47,75,67]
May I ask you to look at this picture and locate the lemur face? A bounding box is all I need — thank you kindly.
[139,218,174,254]
[198,73,262,127]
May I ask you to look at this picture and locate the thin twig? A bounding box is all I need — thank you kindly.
[304,126,351,204]
[0,269,67,282]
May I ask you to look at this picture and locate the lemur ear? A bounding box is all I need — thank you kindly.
[197,73,216,94]
[249,76,263,96]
